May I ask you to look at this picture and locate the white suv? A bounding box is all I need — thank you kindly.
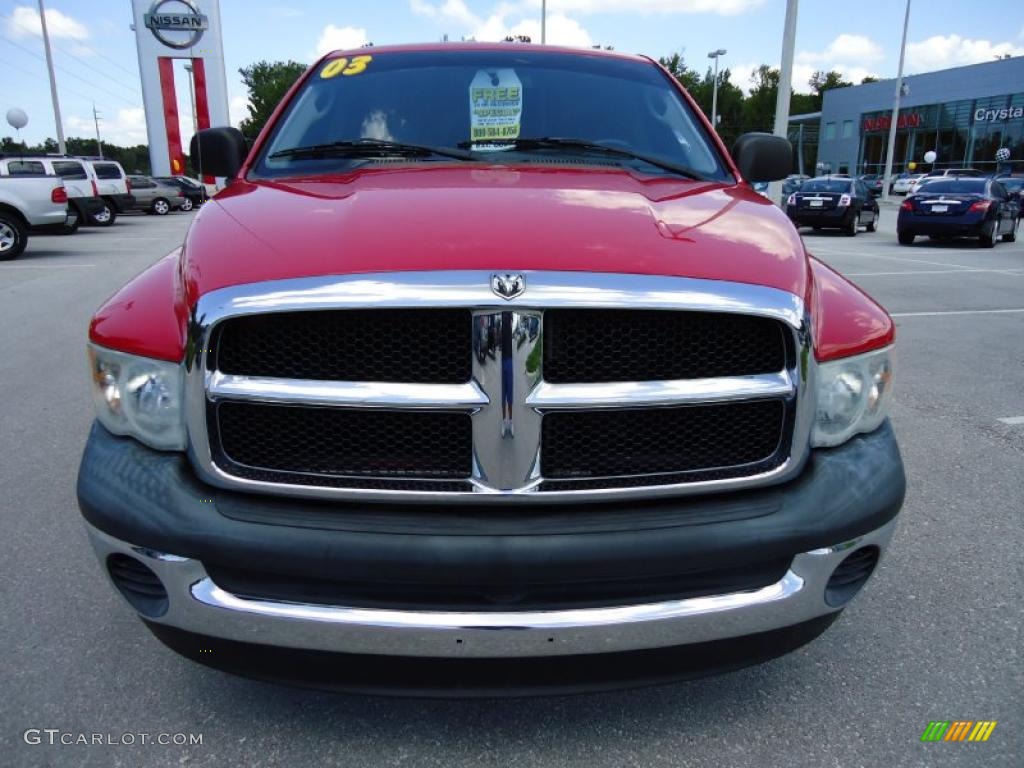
[82,159,133,226]
[2,157,106,231]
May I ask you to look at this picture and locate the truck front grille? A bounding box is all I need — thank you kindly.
[544,309,788,383]
[214,402,472,480]
[541,401,785,479]
[214,308,472,383]
[191,272,809,502]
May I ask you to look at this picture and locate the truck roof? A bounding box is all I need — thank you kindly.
[318,41,650,65]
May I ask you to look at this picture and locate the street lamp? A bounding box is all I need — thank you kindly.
[707,49,727,130]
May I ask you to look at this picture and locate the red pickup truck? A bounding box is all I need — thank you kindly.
[78,44,903,695]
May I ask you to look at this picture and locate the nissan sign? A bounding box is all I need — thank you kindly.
[144,0,208,49]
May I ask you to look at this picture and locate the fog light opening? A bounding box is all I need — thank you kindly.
[824,546,880,607]
[106,554,169,618]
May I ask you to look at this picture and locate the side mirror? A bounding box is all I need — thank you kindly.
[731,132,792,182]
[189,127,248,179]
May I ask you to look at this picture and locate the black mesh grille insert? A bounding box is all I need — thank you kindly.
[214,309,472,383]
[541,400,785,479]
[543,309,788,383]
[215,402,472,479]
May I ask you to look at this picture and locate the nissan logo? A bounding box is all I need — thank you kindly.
[144,0,209,50]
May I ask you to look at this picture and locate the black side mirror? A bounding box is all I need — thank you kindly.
[189,127,248,178]
[731,132,792,182]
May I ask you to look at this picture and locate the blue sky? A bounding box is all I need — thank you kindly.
[2,0,1023,146]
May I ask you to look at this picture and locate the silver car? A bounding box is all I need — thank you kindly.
[126,175,186,215]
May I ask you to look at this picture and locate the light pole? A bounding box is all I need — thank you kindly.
[881,0,911,203]
[707,49,727,131]
[38,0,66,154]
[769,0,799,205]
[541,0,546,44]
[184,63,198,140]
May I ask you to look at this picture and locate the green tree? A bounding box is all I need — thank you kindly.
[808,69,852,111]
[237,60,308,140]
[658,52,700,92]
[743,65,780,133]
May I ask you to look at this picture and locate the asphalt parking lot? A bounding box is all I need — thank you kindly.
[2,204,1021,768]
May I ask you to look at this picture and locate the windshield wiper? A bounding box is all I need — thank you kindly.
[270,139,477,162]
[459,137,713,181]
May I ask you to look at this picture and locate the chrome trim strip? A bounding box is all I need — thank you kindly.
[86,518,897,658]
[527,372,794,410]
[207,372,488,410]
[185,271,814,504]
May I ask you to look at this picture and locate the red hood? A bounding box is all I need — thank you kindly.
[182,166,810,305]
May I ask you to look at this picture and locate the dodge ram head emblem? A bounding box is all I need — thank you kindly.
[490,273,525,300]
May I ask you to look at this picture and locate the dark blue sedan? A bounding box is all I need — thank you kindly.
[897,177,1019,247]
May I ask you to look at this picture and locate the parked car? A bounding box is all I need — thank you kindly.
[897,177,1018,247]
[786,176,880,235]
[857,174,884,196]
[995,175,1024,219]
[0,156,103,232]
[83,159,134,225]
[907,167,983,195]
[153,176,207,211]
[78,43,904,695]
[892,173,925,195]
[0,173,74,259]
[781,173,810,197]
[125,175,186,215]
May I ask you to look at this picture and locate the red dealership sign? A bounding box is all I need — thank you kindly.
[863,113,923,132]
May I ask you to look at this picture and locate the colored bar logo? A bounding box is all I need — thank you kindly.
[921,721,997,742]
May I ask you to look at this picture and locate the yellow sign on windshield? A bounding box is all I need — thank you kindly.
[320,55,373,79]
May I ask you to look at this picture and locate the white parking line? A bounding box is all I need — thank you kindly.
[846,268,1024,277]
[0,264,96,269]
[997,416,1024,426]
[891,308,1024,317]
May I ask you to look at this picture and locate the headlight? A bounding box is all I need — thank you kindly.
[87,344,186,450]
[812,346,894,448]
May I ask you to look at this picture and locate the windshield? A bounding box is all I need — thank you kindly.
[917,179,987,194]
[252,49,730,181]
[1001,178,1023,192]
[800,179,852,194]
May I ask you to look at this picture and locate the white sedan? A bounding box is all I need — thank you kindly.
[894,174,926,195]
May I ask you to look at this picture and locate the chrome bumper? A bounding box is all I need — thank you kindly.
[86,518,896,659]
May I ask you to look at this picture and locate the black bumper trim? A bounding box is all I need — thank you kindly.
[77,421,905,591]
[144,612,841,697]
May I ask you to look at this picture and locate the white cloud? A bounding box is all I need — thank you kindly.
[229,96,250,128]
[5,4,88,40]
[797,34,884,65]
[524,0,763,14]
[905,34,1024,73]
[411,0,480,25]
[314,24,370,58]
[67,107,146,146]
[473,12,593,47]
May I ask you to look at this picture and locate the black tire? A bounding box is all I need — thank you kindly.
[897,230,915,245]
[151,198,171,216]
[89,200,117,227]
[180,197,194,212]
[60,208,81,235]
[866,212,877,232]
[845,213,859,237]
[0,211,28,260]
[979,221,996,248]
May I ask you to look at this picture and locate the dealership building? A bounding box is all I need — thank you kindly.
[812,56,1024,176]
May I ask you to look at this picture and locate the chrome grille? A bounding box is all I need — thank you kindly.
[186,271,813,504]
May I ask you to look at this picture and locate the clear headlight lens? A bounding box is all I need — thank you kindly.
[88,344,186,451]
[812,346,894,448]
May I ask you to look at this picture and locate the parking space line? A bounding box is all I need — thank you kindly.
[834,252,1019,273]
[846,268,1024,277]
[997,416,1024,426]
[891,308,1024,317]
[0,264,96,269]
